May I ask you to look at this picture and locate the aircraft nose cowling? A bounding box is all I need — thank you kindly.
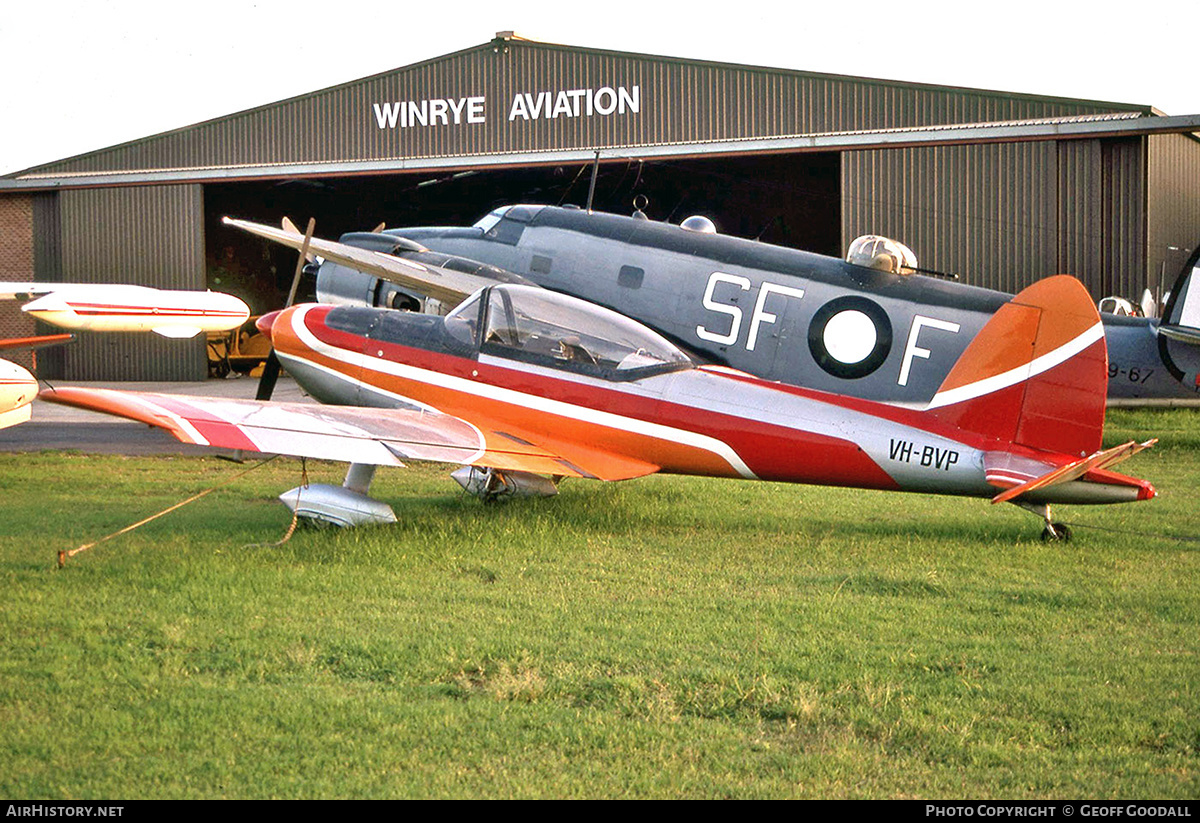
[256,310,283,339]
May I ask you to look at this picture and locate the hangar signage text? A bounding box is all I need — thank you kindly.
[372,85,641,129]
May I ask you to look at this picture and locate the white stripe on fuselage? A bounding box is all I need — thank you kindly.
[926,322,1104,410]
[286,305,758,479]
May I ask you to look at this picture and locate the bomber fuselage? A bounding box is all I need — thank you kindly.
[316,205,1200,405]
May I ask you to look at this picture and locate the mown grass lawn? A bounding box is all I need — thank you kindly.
[0,409,1196,798]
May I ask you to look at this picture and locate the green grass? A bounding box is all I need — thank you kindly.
[1,408,1197,798]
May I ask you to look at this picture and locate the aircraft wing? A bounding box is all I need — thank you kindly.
[224,217,511,306]
[0,333,73,351]
[0,282,60,300]
[38,387,659,481]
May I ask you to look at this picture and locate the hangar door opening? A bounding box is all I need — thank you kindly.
[203,151,841,314]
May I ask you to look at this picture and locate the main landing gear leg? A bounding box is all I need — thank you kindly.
[1016,502,1072,542]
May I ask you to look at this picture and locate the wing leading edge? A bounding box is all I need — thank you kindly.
[223,217,514,306]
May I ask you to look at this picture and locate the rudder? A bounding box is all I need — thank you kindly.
[926,275,1107,457]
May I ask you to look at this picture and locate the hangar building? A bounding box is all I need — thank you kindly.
[2,32,1199,379]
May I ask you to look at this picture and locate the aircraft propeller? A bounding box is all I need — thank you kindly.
[256,217,315,402]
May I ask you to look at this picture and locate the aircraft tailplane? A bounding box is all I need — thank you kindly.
[925,275,1108,457]
[989,438,1157,504]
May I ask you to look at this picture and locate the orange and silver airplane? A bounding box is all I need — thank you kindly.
[42,274,1156,540]
[0,283,250,429]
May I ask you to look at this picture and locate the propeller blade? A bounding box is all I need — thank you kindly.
[255,350,282,402]
[257,217,315,402]
[285,218,315,308]
[282,216,315,263]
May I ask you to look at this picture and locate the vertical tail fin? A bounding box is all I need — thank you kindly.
[926,275,1107,457]
[1158,246,1200,389]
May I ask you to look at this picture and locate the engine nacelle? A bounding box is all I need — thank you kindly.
[314,229,526,316]
[451,467,560,502]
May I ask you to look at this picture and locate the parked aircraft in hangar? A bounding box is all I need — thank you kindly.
[227,204,1200,406]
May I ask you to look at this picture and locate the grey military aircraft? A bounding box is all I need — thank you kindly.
[227,204,1200,406]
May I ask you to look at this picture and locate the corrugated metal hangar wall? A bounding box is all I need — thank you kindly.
[22,39,1142,173]
[39,186,207,380]
[842,138,1149,298]
[4,35,1200,380]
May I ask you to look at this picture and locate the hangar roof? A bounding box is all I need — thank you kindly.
[3,34,1195,191]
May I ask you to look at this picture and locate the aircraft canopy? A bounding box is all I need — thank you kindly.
[447,284,693,379]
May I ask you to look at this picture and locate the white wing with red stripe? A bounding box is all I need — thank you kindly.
[38,387,660,481]
[39,388,485,466]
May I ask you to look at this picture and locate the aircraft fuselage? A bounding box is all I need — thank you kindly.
[265,291,1150,506]
[316,205,1200,405]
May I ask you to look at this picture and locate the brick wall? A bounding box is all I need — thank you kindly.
[0,194,37,368]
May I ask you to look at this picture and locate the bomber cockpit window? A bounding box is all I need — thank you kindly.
[472,204,544,246]
[502,205,543,223]
[479,285,692,380]
[471,207,511,235]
